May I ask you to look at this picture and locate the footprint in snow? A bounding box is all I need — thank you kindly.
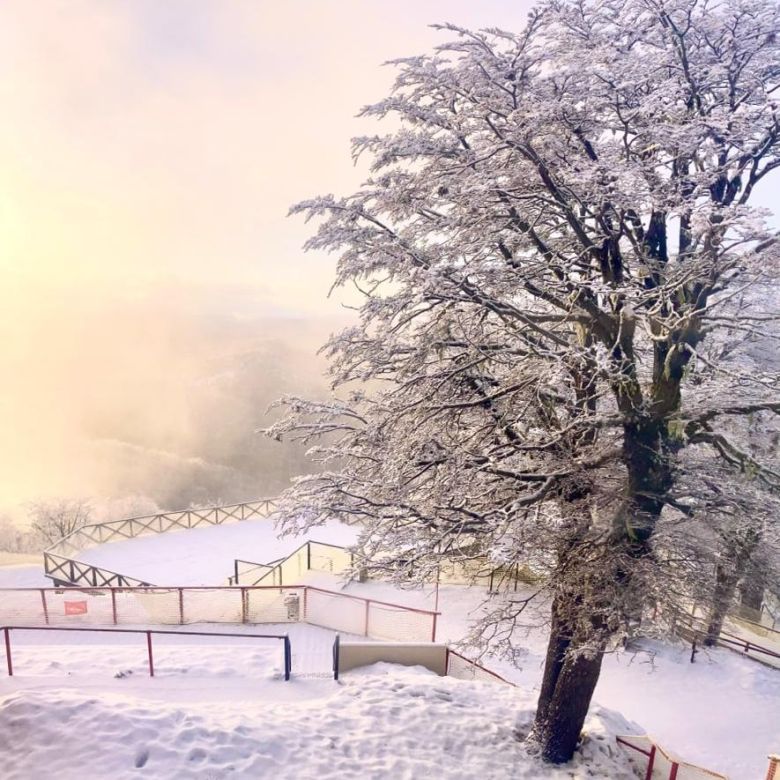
[134,748,149,768]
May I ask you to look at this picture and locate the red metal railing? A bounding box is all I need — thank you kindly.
[302,584,439,641]
[616,735,728,779]
[444,647,516,685]
[1,625,292,680]
[715,628,780,662]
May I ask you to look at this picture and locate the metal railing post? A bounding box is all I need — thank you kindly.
[111,588,118,625]
[4,628,12,676]
[644,744,655,780]
[332,634,340,681]
[40,589,49,625]
[284,635,291,681]
[146,631,154,677]
[364,599,370,637]
[178,588,184,624]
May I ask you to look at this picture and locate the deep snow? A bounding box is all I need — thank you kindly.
[0,664,643,780]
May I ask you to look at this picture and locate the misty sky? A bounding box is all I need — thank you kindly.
[0,1,777,519]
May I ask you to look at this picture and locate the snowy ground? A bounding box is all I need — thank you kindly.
[0,512,778,778]
[77,517,358,585]
[0,563,49,587]
[333,581,780,780]
[0,661,643,780]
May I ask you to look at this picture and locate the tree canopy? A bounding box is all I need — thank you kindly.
[269,0,780,763]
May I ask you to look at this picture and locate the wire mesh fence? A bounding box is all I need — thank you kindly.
[444,648,515,685]
[0,586,438,643]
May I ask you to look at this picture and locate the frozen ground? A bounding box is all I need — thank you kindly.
[77,517,358,585]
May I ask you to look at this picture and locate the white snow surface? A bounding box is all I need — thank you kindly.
[0,514,777,778]
[0,663,642,780]
[77,517,358,585]
[335,581,780,780]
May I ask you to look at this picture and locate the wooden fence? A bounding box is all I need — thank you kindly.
[674,611,780,669]
[43,500,277,588]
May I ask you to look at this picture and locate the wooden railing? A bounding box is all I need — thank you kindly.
[43,499,278,588]
[675,611,780,668]
[230,540,355,587]
[615,734,728,779]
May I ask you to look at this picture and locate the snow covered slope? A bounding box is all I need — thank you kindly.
[77,517,357,585]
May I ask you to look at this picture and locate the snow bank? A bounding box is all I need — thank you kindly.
[0,665,641,780]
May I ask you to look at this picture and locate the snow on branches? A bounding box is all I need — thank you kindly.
[267,0,780,761]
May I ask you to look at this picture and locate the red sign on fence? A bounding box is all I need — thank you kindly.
[64,601,88,616]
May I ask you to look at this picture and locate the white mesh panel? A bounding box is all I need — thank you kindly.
[116,589,182,625]
[245,587,300,624]
[445,650,508,684]
[306,589,366,635]
[367,602,434,642]
[42,589,115,625]
[179,589,243,624]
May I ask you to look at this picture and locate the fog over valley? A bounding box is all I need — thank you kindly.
[0,286,346,525]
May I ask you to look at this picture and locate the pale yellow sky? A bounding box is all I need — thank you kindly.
[0,1,538,516]
[0,1,777,519]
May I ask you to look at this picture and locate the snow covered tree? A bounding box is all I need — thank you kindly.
[267,0,780,763]
[28,499,92,546]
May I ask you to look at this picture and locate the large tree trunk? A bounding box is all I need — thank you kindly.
[532,417,669,764]
[533,595,606,763]
[536,643,605,763]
